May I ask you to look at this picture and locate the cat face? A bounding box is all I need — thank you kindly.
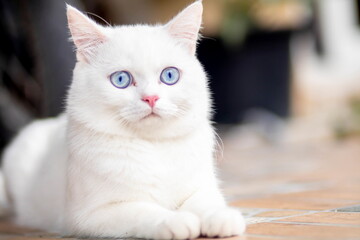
[66,2,211,139]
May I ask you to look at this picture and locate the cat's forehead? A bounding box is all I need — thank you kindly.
[100,25,186,69]
[109,25,178,56]
[111,24,162,38]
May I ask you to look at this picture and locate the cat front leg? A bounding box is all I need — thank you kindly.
[65,201,200,239]
[179,189,246,237]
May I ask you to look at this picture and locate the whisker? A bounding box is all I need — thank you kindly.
[214,129,224,162]
[86,12,112,26]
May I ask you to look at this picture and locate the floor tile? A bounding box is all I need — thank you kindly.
[246,217,272,224]
[0,237,64,240]
[254,210,307,218]
[0,221,38,235]
[198,236,289,240]
[231,196,358,210]
[336,204,360,212]
[281,188,360,201]
[277,212,360,225]
[246,222,360,239]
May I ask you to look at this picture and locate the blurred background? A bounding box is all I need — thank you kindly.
[1,0,360,155]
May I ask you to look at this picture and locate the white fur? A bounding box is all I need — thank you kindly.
[1,2,245,239]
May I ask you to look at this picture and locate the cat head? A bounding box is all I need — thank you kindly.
[66,1,211,139]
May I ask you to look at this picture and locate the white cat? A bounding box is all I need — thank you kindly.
[0,1,246,239]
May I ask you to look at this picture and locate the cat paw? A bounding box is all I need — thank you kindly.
[200,208,246,237]
[154,212,200,239]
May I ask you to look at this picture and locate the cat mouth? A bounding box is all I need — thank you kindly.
[141,112,160,120]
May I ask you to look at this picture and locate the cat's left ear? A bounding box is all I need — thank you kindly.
[66,4,108,62]
[165,1,203,55]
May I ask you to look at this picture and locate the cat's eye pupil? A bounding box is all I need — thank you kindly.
[160,67,180,85]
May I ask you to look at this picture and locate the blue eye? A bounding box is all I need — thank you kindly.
[110,71,132,89]
[160,67,180,85]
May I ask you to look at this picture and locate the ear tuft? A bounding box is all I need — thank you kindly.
[66,4,107,62]
[165,1,203,55]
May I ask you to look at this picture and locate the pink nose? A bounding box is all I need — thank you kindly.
[142,95,159,108]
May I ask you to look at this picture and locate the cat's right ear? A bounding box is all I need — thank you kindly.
[165,1,203,55]
[66,4,108,62]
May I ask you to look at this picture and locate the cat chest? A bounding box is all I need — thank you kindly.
[87,140,212,206]
[112,142,209,181]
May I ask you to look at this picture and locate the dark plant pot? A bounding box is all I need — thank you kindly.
[197,30,291,124]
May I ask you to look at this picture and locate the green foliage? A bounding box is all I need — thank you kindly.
[220,0,312,47]
[335,97,360,139]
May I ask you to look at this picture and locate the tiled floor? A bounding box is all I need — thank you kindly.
[0,130,359,240]
[221,131,360,240]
